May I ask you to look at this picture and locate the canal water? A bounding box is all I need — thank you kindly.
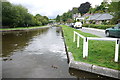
[2,27,118,79]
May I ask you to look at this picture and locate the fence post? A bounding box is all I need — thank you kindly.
[115,39,119,62]
[83,38,86,58]
[85,38,88,57]
[77,35,80,48]
[83,37,88,58]
[73,31,76,42]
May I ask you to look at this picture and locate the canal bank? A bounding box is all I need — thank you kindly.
[68,52,120,79]
[1,26,50,32]
[60,25,120,79]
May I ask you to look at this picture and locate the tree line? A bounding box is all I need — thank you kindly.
[56,1,120,25]
[56,2,91,23]
[2,1,49,28]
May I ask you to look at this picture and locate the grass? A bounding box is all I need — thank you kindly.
[61,25,120,70]
[0,26,46,31]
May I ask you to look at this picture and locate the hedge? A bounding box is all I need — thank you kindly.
[82,24,115,29]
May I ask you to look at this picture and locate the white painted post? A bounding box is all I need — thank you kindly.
[115,39,119,62]
[77,35,80,48]
[83,38,85,58]
[83,37,88,58]
[85,38,88,57]
[73,31,76,42]
[83,38,86,58]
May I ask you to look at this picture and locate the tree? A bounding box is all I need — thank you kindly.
[2,1,49,28]
[95,2,109,13]
[56,15,61,22]
[2,2,14,27]
[34,14,49,25]
[24,13,35,27]
[78,2,91,15]
[34,14,43,26]
[2,2,34,27]
[14,5,29,27]
[60,11,73,22]
[109,1,120,24]
[88,8,96,14]
[71,7,79,14]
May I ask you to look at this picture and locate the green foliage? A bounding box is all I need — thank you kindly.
[95,2,107,12]
[82,24,115,29]
[2,2,14,27]
[55,7,79,23]
[56,2,91,22]
[78,2,91,15]
[109,1,120,12]
[56,11,73,23]
[56,15,61,22]
[110,12,120,24]
[109,1,120,24]
[34,14,49,25]
[62,11,72,22]
[56,16,60,22]
[88,8,96,14]
[2,2,49,28]
[72,7,79,14]
[88,2,110,14]
[0,1,1,28]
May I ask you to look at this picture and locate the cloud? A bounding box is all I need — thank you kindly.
[8,0,103,19]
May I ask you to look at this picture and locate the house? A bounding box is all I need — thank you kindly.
[73,12,113,24]
[73,13,92,24]
[86,13,113,24]
[79,13,92,24]
[73,13,81,21]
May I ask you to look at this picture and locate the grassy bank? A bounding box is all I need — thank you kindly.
[61,25,120,70]
[0,26,47,31]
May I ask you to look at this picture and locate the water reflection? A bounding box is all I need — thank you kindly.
[2,27,73,78]
[2,28,49,58]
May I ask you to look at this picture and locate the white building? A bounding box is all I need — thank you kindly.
[73,13,81,20]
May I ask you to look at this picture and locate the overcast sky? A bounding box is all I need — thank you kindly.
[8,0,103,19]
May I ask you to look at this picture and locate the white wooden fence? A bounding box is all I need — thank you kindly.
[73,31,120,62]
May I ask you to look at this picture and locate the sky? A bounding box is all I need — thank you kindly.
[8,0,103,19]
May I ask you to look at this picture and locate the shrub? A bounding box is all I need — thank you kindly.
[82,24,115,29]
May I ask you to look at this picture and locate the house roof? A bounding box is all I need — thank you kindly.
[87,13,102,20]
[80,13,92,19]
[86,13,113,21]
[96,13,113,20]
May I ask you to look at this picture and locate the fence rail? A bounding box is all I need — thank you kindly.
[73,31,120,62]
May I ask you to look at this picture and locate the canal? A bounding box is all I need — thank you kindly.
[2,27,118,79]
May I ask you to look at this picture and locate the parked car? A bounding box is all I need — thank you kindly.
[105,24,120,38]
[69,23,74,28]
[74,22,82,29]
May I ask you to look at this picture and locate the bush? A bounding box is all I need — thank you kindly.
[82,24,115,29]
